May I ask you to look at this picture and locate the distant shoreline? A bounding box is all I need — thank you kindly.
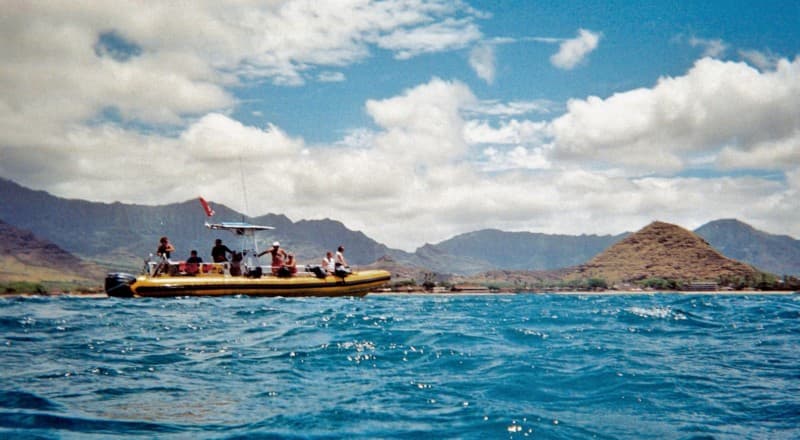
[373,290,799,296]
[2,289,796,298]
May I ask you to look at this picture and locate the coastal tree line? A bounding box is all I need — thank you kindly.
[387,273,800,293]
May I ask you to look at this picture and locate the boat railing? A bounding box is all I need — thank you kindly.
[146,260,231,277]
[145,259,341,279]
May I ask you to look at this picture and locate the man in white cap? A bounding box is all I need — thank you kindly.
[258,241,287,275]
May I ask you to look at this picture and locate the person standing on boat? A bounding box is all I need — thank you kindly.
[258,241,287,275]
[153,236,176,276]
[212,239,233,262]
[157,236,175,259]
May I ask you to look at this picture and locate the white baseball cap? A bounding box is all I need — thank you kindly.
[272,241,280,247]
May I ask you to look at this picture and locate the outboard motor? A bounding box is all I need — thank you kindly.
[105,273,137,297]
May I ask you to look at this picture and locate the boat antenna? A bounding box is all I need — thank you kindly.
[239,155,250,222]
[237,154,259,261]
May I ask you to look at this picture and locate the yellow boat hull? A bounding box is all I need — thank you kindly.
[106,270,391,298]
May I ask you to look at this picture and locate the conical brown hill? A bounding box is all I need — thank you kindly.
[570,221,761,283]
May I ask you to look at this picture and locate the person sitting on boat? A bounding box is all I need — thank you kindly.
[185,250,202,275]
[286,254,298,275]
[277,253,297,277]
[334,245,351,277]
[335,245,348,268]
[230,251,243,276]
[258,241,287,275]
[157,236,175,259]
[322,251,336,274]
[211,238,233,262]
[186,250,202,264]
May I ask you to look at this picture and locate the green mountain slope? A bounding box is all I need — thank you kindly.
[0,177,399,271]
[0,220,106,283]
[695,219,800,276]
[2,178,797,278]
[429,229,627,271]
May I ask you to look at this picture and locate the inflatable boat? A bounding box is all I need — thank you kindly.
[105,265,391,298]
[104,200,391,298]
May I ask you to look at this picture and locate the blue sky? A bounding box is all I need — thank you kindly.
[1,1,799,251]
[230,1,800,142]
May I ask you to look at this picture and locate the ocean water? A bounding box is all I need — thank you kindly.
[1,294,798,439]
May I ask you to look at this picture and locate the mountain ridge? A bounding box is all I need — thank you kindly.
[433,228,627,271]
[1,177,798,279]
[0,220,107,283]
[457,221,774,290]
[695,219,800,276]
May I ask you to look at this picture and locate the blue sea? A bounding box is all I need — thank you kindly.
[1,293,798,439]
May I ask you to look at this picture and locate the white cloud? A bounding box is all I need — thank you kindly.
[365,78,476,162]
[474,31,603,77]
[550,29,601,70]
[480,145,551,172]
[321,70,797,246]
[549,57,800,173]
[717,130,800,169]
[466,99,555,117]
[377,18,482,60]
[1,3,798,251]
[0,19,233,143]
[464,119,549,147]
[465,118,553,171]
[469,43,496,84]
[786,168,800,193]
[181,113,303,161]
[739,49,780,71]
[317,71,346,82]
[689,36,728,58]
[2,71,799,250]
[0,0,483,135]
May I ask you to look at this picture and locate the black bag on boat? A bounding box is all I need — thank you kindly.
[247,266,263,278]
[308,265,327,279]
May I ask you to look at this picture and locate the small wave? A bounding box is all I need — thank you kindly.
[136,352,190,365]
[627,306,685,320]
[86,366,122,377]
[233,307,281,319]
[93,386,186,397]
[514,328,549,339]
[0,391,60,412]
[2,295,799,439]
[0,411,182,436]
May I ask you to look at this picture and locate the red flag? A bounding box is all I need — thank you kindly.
[199,197,215,217]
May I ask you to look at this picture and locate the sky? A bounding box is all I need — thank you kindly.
[1,1,799,251]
